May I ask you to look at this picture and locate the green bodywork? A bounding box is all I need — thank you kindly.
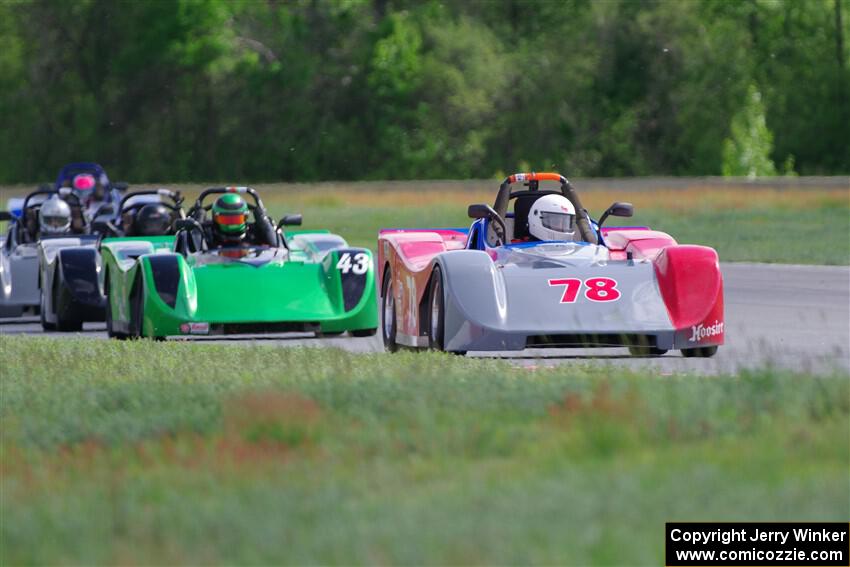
[102,231,378,338]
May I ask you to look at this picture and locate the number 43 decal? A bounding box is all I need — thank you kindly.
[548,277,621,303]
[336,252,370,275]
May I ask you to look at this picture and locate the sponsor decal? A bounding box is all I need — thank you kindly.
[180,322,210,335]
[689,320,724,342]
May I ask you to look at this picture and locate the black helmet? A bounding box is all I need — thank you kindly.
[133,204,172,236]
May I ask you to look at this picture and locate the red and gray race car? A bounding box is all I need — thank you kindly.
[378,172,724,357]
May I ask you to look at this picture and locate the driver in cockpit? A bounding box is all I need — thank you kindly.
[210,194,251,247]
[37,196,73,238]
[525,194,578,242]
[71,172,121,220]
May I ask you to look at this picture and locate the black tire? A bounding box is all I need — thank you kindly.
[128,273,165,341]
[105,285,127,340]
[53,271,82,332]
[627,346,668,357]
[427,266,445,351]
[352,328,377,337]
[39,286,55,331]
[128,275,144,339]
[681,346,718,358]
[426,266,465,355]
[56,317,83,332]
[381,268,399,352]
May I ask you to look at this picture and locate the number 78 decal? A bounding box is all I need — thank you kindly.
[548,277,621,303]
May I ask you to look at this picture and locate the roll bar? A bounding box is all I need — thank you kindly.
[193,186,265,211]
[21,187,81,212]
[492,172,597,244]
[119,188,184,210]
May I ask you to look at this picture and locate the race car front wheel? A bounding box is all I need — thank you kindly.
[128,274,144,339]
[105,290,127,340]
[428,267,445,351]
[53,270,82,332]
[428,266,466,356]
[381,268,399,352]
[39,280,56,331]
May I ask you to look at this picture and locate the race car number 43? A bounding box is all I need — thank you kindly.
[548,277,621,303]
[337,252,369,275]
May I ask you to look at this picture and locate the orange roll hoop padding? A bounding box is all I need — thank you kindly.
[508,172,564,184]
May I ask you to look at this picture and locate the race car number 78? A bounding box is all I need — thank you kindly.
[548,277,621,302]
[336,252,369,275]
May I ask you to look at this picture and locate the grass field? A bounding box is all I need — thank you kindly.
[2,179,848,264]
[2,337,848,564]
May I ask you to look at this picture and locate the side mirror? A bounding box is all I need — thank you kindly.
[468,203,498,220]
[113,182,130,192]
[278,214,303,227]
[598,202,634,227]
[467,203,508,246]
[0,211,12,222]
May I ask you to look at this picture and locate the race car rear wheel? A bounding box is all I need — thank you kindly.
[381,268,399,352]
[681,346,718,358]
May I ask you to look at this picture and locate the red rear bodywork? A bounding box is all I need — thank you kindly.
[378,228,468,338]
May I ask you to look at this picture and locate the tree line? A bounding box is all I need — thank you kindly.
[1,0,847,183]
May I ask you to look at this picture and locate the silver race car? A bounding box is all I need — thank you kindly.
[0,187,89,317]
[378,172,724,357]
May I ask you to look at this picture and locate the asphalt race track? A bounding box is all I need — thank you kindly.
[2,263,848,375]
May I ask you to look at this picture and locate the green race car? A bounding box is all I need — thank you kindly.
[103,186,378,339]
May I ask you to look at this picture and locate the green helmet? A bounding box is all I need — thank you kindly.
[212,193,249,241]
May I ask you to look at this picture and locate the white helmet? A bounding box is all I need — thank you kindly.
[528,194,577,242]
[39,197,72,235]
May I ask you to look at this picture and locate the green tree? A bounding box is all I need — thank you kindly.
[0,0,847,183]
[722,84,777,177]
